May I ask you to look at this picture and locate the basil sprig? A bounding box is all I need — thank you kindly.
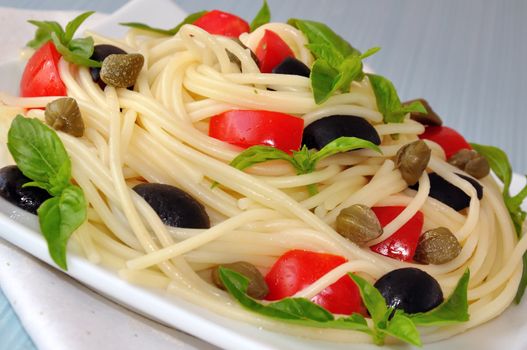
[368,74,427,123]
[120,11,208,36]
[288,18,379,104]
[250,0,271,31]
[229,137,381,195]
[27,11,101,68]
[7,115,87,270]
[219,267,470,347]
[470,143,527,302]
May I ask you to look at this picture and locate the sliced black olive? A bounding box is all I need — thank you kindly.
[272,57,310,77]
[0,165,51,214]
[374,267,443,314]
[133,183,210,228]
[302,115,381,150]
[89,44,127,89]
[410,173,483,211]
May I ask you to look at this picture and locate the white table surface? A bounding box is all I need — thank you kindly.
[0,0,526,349]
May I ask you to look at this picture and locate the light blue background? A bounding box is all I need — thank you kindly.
[0,1,525,348]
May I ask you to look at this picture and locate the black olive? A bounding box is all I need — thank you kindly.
[133,183,210,228]
[302,115,381,150]
[89,44,127,89]
[0,165,51,214]
[272,57,311,77]
[374,267,443,314]
[410,173,483,211]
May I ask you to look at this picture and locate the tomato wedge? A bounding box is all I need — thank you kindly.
[264,250,364,315]
[193,10,250,38]
[208,110,304,153]
[255,30,295,73]
[20,41,67,98]
[419,126,471,159]
[370,206,424,261]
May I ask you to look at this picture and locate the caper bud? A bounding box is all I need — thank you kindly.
[211,261,268,299]
[44,97,84,137]
[448,149,490,179]
[413,227,461,265]
[448,149,475,169]
[403,99,443,126]
[336,204,383,245]
[395,140,431,186]
[100,53,144,88]
[465,155,490,179]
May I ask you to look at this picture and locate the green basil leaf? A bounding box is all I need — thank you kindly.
[312,137,381,164]
[229,145,293,172]
[383,310,422,347]
[288,19,360,58]
[68,37,95,58]
[37,185,87,270]
[367,73,408,124]
[63,11,94,44]
[250,0,271,31]
[218,267,373,333]
[470,143,512,192]
[7,115,71,196]
[349,274,388,325]
[120,10,208,36]
[305,43,344,67]
[408,269,470,326]
[360,47,381,60]
[51,32,101,68]
[310,58,340,104]
[397,100,427,115]
[516,252,527,304]
[26,20,64,49]
[290,145,316,174]
[267,298,334,322]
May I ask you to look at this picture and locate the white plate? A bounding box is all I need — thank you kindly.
[1,1,527,349]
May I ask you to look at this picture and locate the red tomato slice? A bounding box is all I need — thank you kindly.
[370,206,424,261]
[255,30,295,73]
[264,250,364,315]
[20,41,67,98]
[419,126,471,159]
[193,10,250,38]
[208,110,304,153]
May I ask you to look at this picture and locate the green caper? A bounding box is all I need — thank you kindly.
[413,227,461,265]
[100,53,144,88]
[395,140,431,186]
[44,97,84,137]
[448,149,475,169]
[403,99,443,126]
[448,149,490,179]
[464,155,490,179]
[211,261,268,299]
[336,204,383,245]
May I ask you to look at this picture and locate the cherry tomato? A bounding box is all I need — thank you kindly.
[264,250,364,315]
[193,10,250,38]
[20,41,67,98]
[255,30,295,73]
[370,206,424,261]
[208,110,304,153]
[419,126,471,159]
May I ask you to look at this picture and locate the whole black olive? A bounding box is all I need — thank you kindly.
[302,115,381,150]
[133,183,210,228]
[374,267,443,314]
[410,173,483,211]
[0,165,51,214]
[272,57,311,77]
[89,44,127,89]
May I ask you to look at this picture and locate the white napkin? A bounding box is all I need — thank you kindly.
[0,6,217,350]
